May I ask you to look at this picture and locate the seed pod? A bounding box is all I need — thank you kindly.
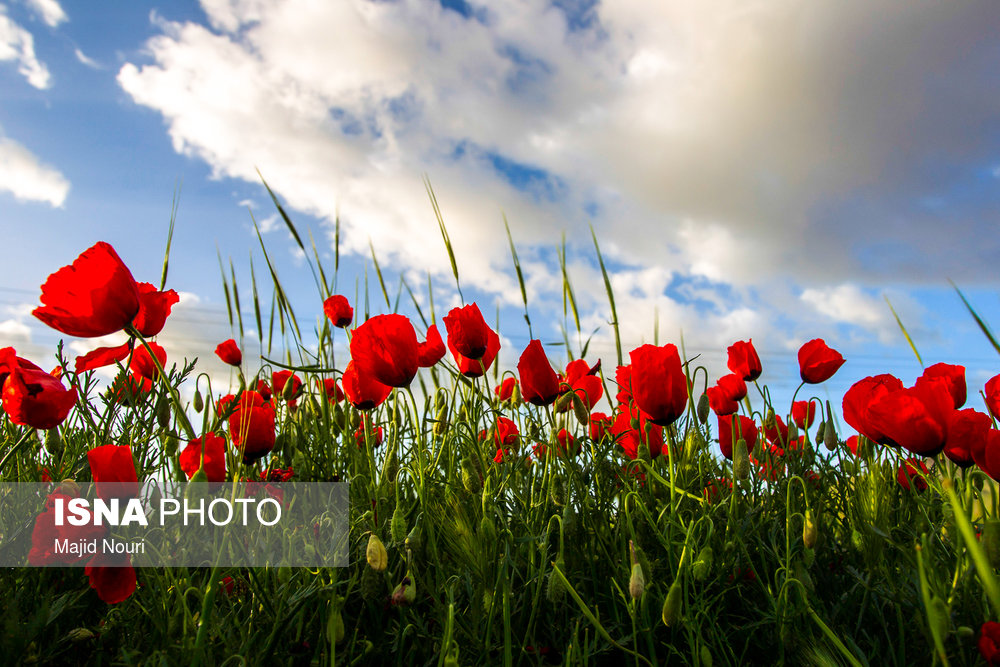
[692,546,714,581]
[546,556,567,604]
[629,562,645,600]
[662,580,682,627]
[44,428,62,457]
[696,393,710,424]
[193,389,204,413]
[733,438,749,480]
[156,398,171,428]
[550,476,567,507]
[391,571,416,606]
[462,458,481,494]
[816,420,826,443]
[823,414,837,452]
[405,522,423,555]
[957,626,975,639]
[66,628,95,642]
[164,432,179,457]
[983,520,1000,569]
[803,509,818,550]
[572,392,590,427]
[326,605,345,644]
[360,563,381,600]
[433,406,449,436]
[390,505,407,544]
[366,533,388,571]
[699,645,713,667]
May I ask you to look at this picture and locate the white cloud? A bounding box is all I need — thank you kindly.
[0,7,51,88]
[0,318,31,344]
[26,0,67,28]
[0,134,70,206]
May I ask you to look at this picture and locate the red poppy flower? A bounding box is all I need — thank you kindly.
[179,432,227,487]
[610,404,664,459]
[317,378,344,404]
[85,552,137,604]
[33,241,141,338]
[717,414,758,461]
[896,458,929,493]
[517,340,561,406]
[129,342,166,381]
[917,362,966,409]
[2,365,77,429]
[979,621,1000,665]
[589,412,611,440]
[987,374,1000,421]
[727,339,762,382]
[132,282,179,337]
[355,421,384,448]
[417,324,446,367]
[228,391,276,462]
[495,376,519,403]
[443,303,492,360]
[87,444,138,499]
[567,375,604,412]
[556,428,579,456]
[628,344,688,426]
[970,427,1000,481]
[763,414,790,448]
[108,371,153,404]
[215,339,242,367]
[323,295,353,328]
[797,339,845,384]
[493,416,520,448]
[751,443,786,481]
[271,370,303,401]
[342,361,392,410]
[842,374,905,444]
[705,384,738,416]
[615,364,633,405]
[944,408,990,468]
[29,492,106,566]
[844,435,862,456]
[256,379,272,401]
[791,400,818,429]
[350,314,420,388]
[446,319,500,378]
[865,381,953,456]
[74,342,132,374]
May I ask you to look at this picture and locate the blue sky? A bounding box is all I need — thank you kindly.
[2,0,1000,431]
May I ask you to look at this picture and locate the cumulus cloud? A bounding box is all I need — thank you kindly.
[0,6,51,88]
[26,0,67,28]
[0,134,70,206]
[117,0,1000,358]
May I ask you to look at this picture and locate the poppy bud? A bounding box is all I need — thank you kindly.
[546,556,567,604]
[444,647,460,667]
[405,523,423,556]
[700,646,713,667]
[823,403,837,451]
[803,509,818,550]
[793,559,814,592]
[360,565,380,600]
[572,392,590,427]
[156,398,171,428]
[390,505,407,544]
[550,476,567,507]
[629,562,645,600]
[326,605,345,645]
[366,533,388,571]
[816,420,826,443]
[662,580,682,627]
[692,546,714,581]
[697,392,710,423]
[391,572,416,606]
[562,504,579,541]
[461,458,481,494]
[163,431,178,456]
[802,546,815,568]
[956,625,975,639]
[480,514,497,544]
[44,428,62,457]
[193,389,204,413]
[733,438,749,480]
[786,422,799,443]
[983,521,1000,569]
[433,406,449,436]
[66,628,96,643]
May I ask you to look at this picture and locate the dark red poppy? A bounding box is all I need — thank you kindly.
[896,458,929,493]
[751,443,786,481]
[970,427,1000,481]
[108,371,153,404]
[493,416,520,448]
[589,412,611,440]
[556,428,579,456]
[256,379,273,401]
[447,325,500,378]
[215,339,242,367]
[791,400,818,429]
[132,282,179,337]
[944,408,991,468]
[323,295,353,328]
[842,374,905,443]
[228,391,276,462]
[317,378,344,404]
[341,360,392,410]
[417,324,446,368]
[129,342,166,381]
[717,414,758,461]
[74,342,132,374]
[33,241,141,338]
[615,365,633,405]
[865,381,953,456]
[495,376,519,402]
[29,491,106,566]
[271,370,303,401]
[350,314,420,388]
[628,344,688,426]
[979,621,1000,666]
[568,375,604,412]
[517,340,560,406]
[2,365,77,429]
[85,552,137,604]
[443,303,492,360]
[705,384,738,416]
[179,433,227,486]
[844,435,862,456]
[762,413,791,447]
[727,340,762,382]
[355,421,384,448]
[797,339,845,384]
[610,404,664,459]
[87,444,139,498]
[917,362,966,409]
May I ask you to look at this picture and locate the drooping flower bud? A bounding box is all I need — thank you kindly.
[628,540,645,599]
[696,393,710,424]
[366,533,388,571]
[390,505,407,544]
[803,508,818,550]
[692,546,714,581]
[733,438,749,480]
[193,389,204,413]
[546,556,567,604]
[662,580,683,627]
[391,571,416,606]
[550,475,567,507]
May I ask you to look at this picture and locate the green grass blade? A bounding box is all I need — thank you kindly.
[230,259,244,340]
[558,233,581,335]
[951,280,1000,357]
[160,181,180,290]
[250,255,263,347]
[502,212,532,337]
[590,224,622,366]
[218,248,233,331]
[884,295,922,367]
[424,176,463,302]
[369,240,392,310]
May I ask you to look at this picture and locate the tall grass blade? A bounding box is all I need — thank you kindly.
[218,249,233,330]
[230,260,244,340]
[160,181,180,290]
[424,176,463,302]
[250,256,263,347]
[369,240,392,310]
[884,295,922,367]
[590,225,622,366]
[951,280,1000,357]
[558,233,581,335]
[503,213,532,337]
